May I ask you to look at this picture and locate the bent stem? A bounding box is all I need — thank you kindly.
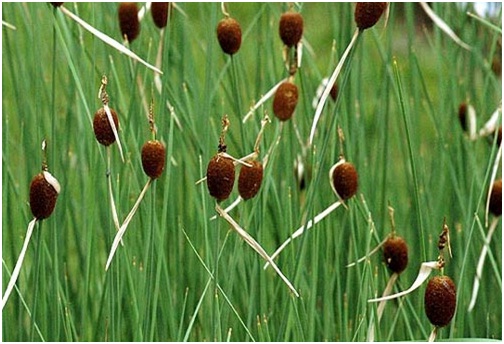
[367,272,399,341]
[346,237,388,268]
[107,148,123,246]
[215,204,299,297]
[468,217,499,311]
[309,28,359,145]
[59,5,162,74]
[264,200,342,270]
[2,218,37,310]
[105,179,152,270]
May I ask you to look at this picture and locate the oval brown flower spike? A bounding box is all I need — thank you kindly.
[118,2,140,42]
[424,275,457,327]
[93,108,119,146]
[142,140,166,179]
[279,12,303,47]
[29,171,60,220]
[383,236,408,274]
[151,2,170,29]
[207,155,235,201]
[238,160,264,200]
[489,179,502,216]
[354,2,387,31]
[273,81,299,121]
[216,17,242,55]
[331,161,358,201]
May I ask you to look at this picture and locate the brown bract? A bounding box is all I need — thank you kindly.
[118,2,140,42]
[383,236,408,274]
[30,173,59,220]
[354,2,387,30]
[424,276,457,327]
[279,12,303,47]
[141,140,166,179]
[93,108,119,146]
[207,155,235,201]
[489,179,502,216]
[332,162,358,201]
[273,81,299,121]
[151,2,170,29]
[216,17,242,55]
[238,161,264,200]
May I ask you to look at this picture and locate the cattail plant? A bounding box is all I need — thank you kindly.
[203,115,299,297]
[50,3,160,73]
[457,101,477,140]
[272,79,299,121]
[118,2,140,43]
[151,2,170,29]
[309,2,388,144]
[279,8,304,75]
[2,140,60,309]
[216,4,242,56]
[265,130,359,269]
[106,102,166,270]
[368,219,456,342]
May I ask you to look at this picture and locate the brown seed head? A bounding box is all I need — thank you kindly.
[330,82,339,102]
[151,2,170,29]
[331,162,358,201]
[50,2,64,7]
[489,179,502,216]
[93,108,119,146]
[458,102,467,132]
[354,2,387,30]
[424,276,457,327]
[279,12,304,47]
[238,161,264,200]
[216,17,242,55]
[206,155,235,201]
[141,140,166,179]
[118,2,140,42]
[29,172,60,220]
[383,236,408,274]
[273,81,299,121]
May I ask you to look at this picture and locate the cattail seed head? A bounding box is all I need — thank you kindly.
[238,160,264,200]
[354,2,387,30]
[141,140,166,179]
[93,107,119,146]
[273,81,299,121]
[330,82,339,102]
[206,154,235,201]
[489,179,502,216]
[216,17,242,55]
[458,102,468,132]
[151,2,170,29]
[424,276,457,327]
[279,12,303,47]
[29,171,60,220]
[50,3,64,7]
[383,236,408,274]
[330,161,358,201]
[118,2,140,42]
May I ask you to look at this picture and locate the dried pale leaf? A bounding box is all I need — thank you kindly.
[2,20,16,30]
[346,237,388,268]
[478,104,501,138]
[105,179,151,270]
[309,29,359,145]
[485,144,502,227]
[60,6,162,74]
[242,79,287,123]
[210,195,242,221]
[419,2,471,51]
[368,261,440,303]
[264,200,342,269]
[103,104,125,162]
[2,218,37,309]
[367,273,399,341]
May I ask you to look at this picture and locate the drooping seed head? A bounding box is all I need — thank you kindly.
[424,275,457,327]
[93,107,119,146]
[118,2,140,42]
[206,154,235,201]
[29,171,60,220]
[354,2,387,31]
[383,236,408,274]
[238,160,264,200]
[273,81,299,121]
[279,12,303,47]
[330,161,358,201]
[216,17,242,55]
[141,140,166,179]
[489,179,502,216]
[151,2,170,29]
